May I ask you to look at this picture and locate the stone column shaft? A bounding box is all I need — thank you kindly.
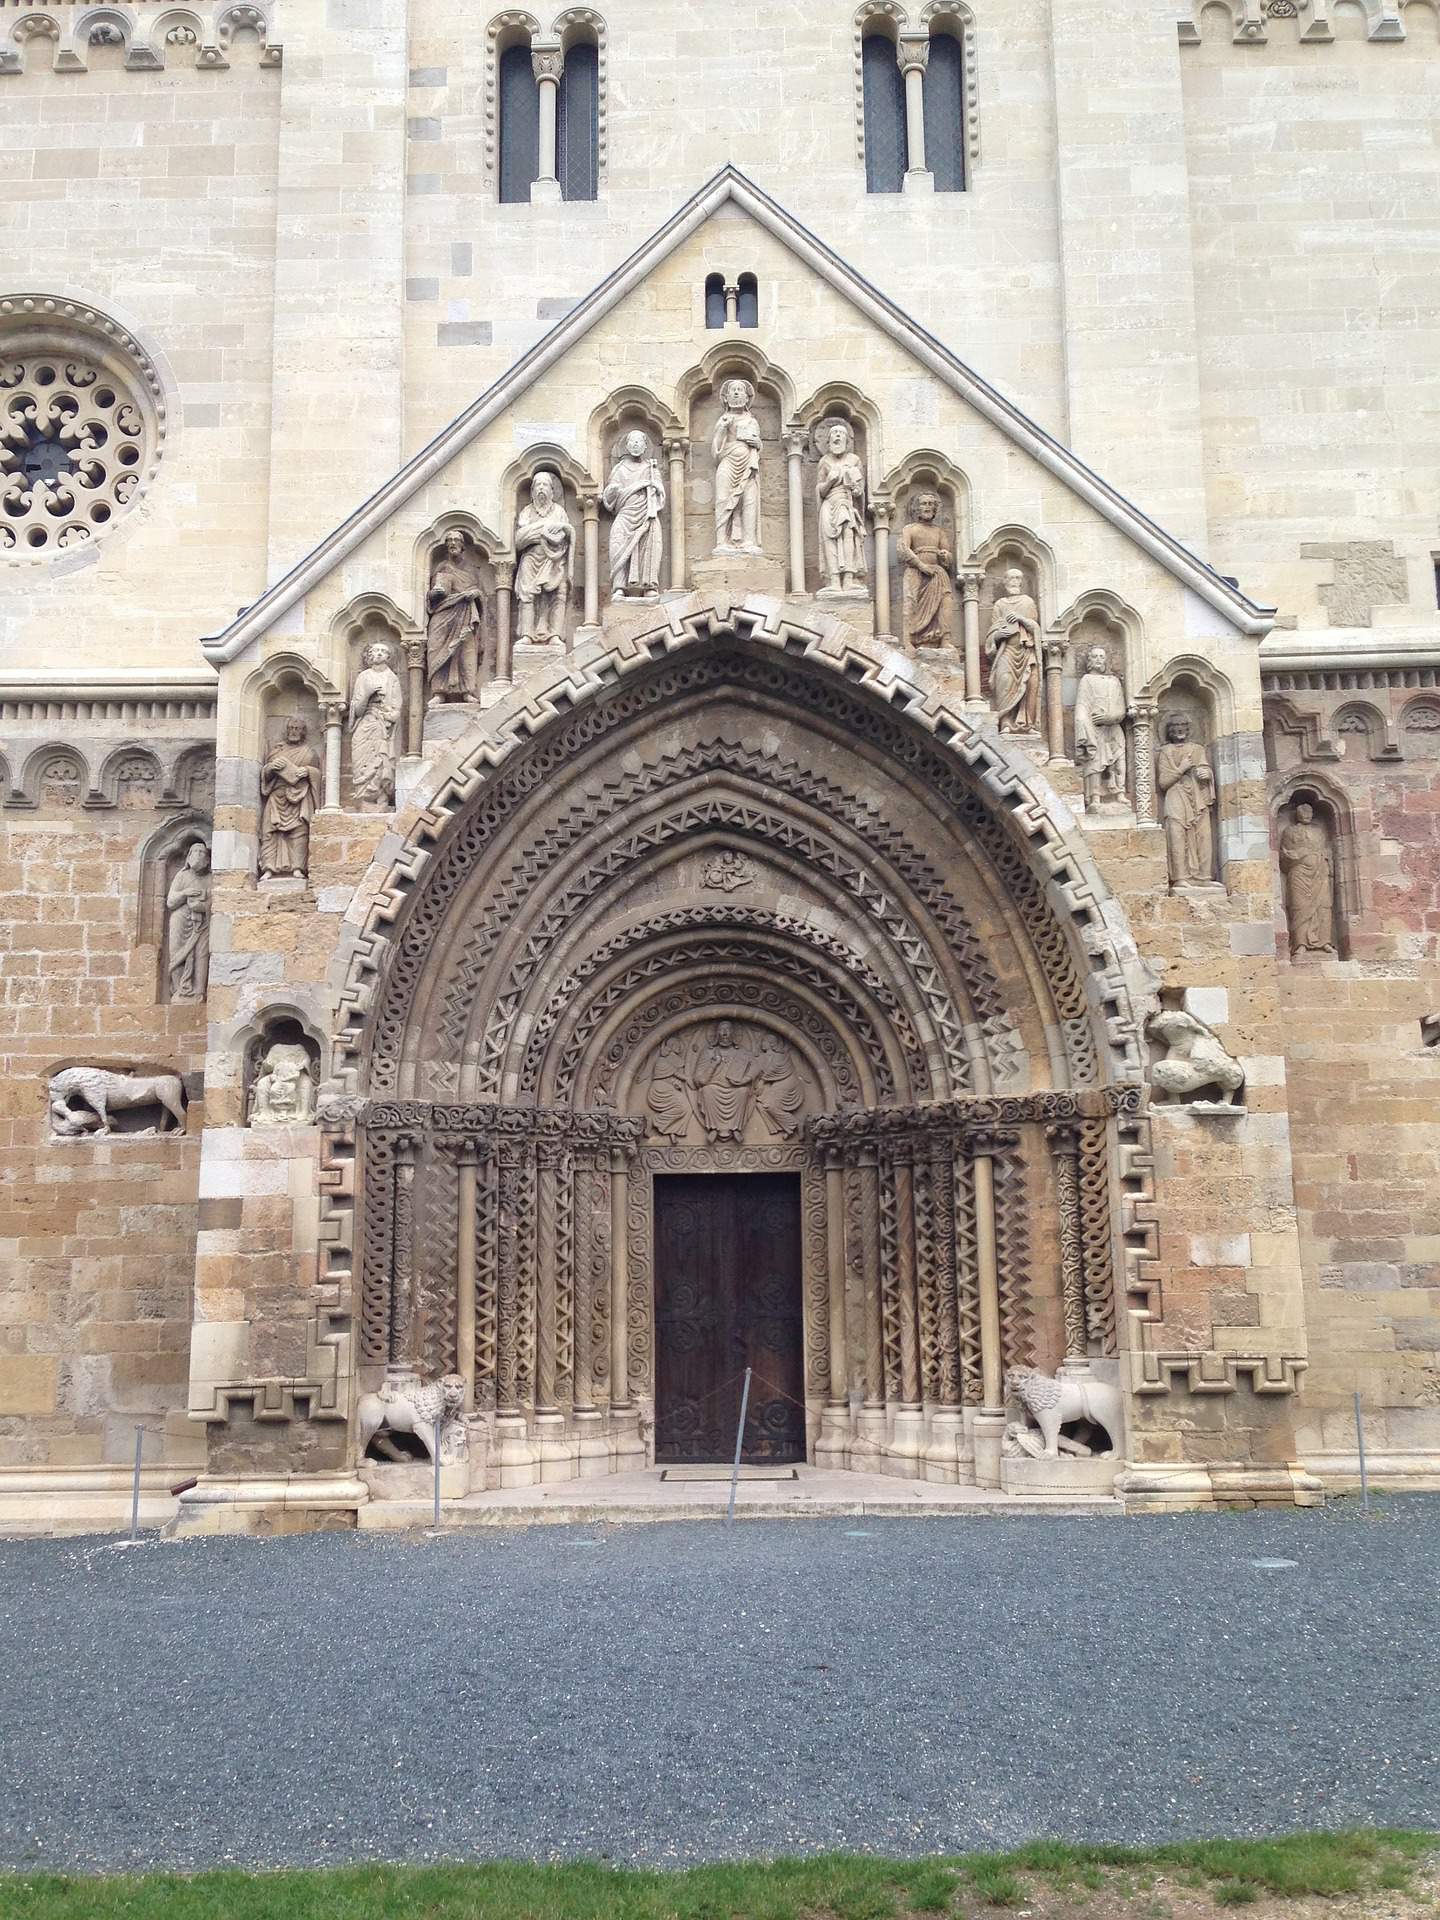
[959,569,985,709]
[664,437,688,589]
[898,37,932,191]
[321,699,344,812]
[609,1149,629,1410]
[872,504,893,642]
[784,429,806,595]
[1047,1126,1087,1361]
[972,1145,1003,1413]
[825,1162,848,1408]
[403,638,424,755]
[531,40,563,204]
[1133,696,1158,824]
[456,1149,479,1410]
[535,1151,558,1414]
[724,284,739,326]
[580,495,601,634]
[1044,638,1068,763]
[494,562,514,688]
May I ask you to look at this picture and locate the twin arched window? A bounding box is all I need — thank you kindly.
[862,23,967,194]
[497,29,600,204]
[704,274,759,330]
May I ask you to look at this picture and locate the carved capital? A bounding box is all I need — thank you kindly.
[1044,1121,1080,1157]
[896,30,930,72]
[494,558,515,591]
[967,1126,1019,1160]
[1043,636,1068,672]
[401,632,425,671]
[783,426,809,462]
[662,434,690,462]
[321,697,347,727]
[871,495,892,532]
[530,36,563,83]
[958,567,984,604]
[579,490,600,522]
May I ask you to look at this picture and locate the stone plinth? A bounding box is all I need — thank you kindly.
[691,550,788,599]
[1001,1454,1120,1497]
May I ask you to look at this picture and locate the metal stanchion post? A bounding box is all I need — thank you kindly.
[1354,1390,1370,1515]
[726,1368,753,1528]
[432,1416,443,1533]
[129,1423,143,1544]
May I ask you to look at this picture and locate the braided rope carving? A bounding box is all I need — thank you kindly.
[1077,1116,1117,1354]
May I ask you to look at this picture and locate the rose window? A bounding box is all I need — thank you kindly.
[0,299,164,559]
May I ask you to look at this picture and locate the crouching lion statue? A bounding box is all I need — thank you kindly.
[357,1372,467,1464]
[1147,1008,1245,1109]
[1006,1365,1122,1459]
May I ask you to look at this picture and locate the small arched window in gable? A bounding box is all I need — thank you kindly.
[557,37,599,201]
[704,274,726,330]
[924,27,966,192]
[498,42,540,204]
[737,274,759,328]
[862,30,906,194]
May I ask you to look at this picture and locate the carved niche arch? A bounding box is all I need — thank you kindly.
[333,608,1151,1488]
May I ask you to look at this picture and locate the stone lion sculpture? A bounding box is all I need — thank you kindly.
[1147,1008,1245,1108]
[1006,1365,1121,1459]
[357,1372,467,1464]
[49,1066,187,1137]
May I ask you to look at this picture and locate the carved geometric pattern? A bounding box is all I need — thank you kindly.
[802,1162,831,1398]
[1077,1116,1117,1354]
[894,1155,920,1403]
[495,1142,521,1412]
[626,1161,651,1393]
[952,1150,982,1405]
[932,1149,961,1406]
[1117,1110,1162,1323]
[474,1152,499,1409]
[513,1142,537,1405]
[992,1139,1035,1370]
[879,1153,903,1401]
[350,640,1125,1107]
[843,1161,867,1396]
[392,1152,417,1367]
[416,1142,458,1379]
[1131,1351,1308,1396]
[589,1158,612,1403]
[1047,1126,1086,1362]
[518,908,929,1099]
[912,1148,943,1403]
[358,1128,396,1364]
[534,1145,559,1408]
[571,1152,593,1407]
[554,1146,575,1404]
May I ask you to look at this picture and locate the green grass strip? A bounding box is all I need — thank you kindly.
[0,1829,1432,1918]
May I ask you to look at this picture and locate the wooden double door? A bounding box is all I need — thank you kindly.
[653,1173,807,1465]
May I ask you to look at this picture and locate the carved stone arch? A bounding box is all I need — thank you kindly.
[483,10,543,187]
[1330,698,1398,761]
[140,8,205,66]
[1399,693,1440,754]
[411,512,503,611]
[674,338,798,427]
[238,650,341,764]
[215,0,278,63]
[1270,767,1363,950]
[11,741,90,812]
[851,0,911,171]
[1144,653,1238,738]
[5,15,61,78]
[969,522,1057,625]
[499,441,594,543]
[336,588,421,653]
[169,742,216,812]
[71,6,133,64]
[549,6,609,183]
[96,743,164,811]
[881,446,973,559]
[0,752,9,802]
[586,384,680,479]
[794,381,885,489]
[1262,692,1339,771]
[918,0,980,164]
[336,610,1148,1098]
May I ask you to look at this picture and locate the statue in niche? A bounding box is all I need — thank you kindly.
[425,531,484,705]
[1073,646,1129,810]
[258,716,321,879]
[897,492,954,649]
[753,1032,806,1138]
[711,377,762,553]
[514,471,575,646]
[348,641,403,810]
[644,1035,694,1142]
[985,566,1043,734]
[165,840,211,1001]
[1279,802,1337,956]
[1157,712,1216,886]
[249,1041,316,1127]
[815,419,867,596]
[603,429,665,598]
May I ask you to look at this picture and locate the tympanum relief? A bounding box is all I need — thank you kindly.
[640,1021,815,1147]
[426,529,485,704]
[515,470,576,646]
[700,848,757,892]
[1073,646,1129,813]
[814,418,867,598]
[711,377,763,554]
[603,429,665,599]
[897,492,955,649]
[259,716,321,880]
[348,640,403,810]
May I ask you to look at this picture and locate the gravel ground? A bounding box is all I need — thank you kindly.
[0,1499,1436,1873]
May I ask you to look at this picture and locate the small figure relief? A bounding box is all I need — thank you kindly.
[1147,1008,1245,1110]
[602,429,665,600]
[1278,801,1337,957]
[514,471,576,647]
[164,840,211,1002]
[814,418,867,598]
[639,1020,812,1146]
[897,492,955,650]
[49,1066,187,1139]
[1073,646,1129,811]
[711,376,763,554]
[1156,712,1217,886]
[249,1041,317,1127]
[700,848,756,892]
[985,566,1043,735]
[425,530,485,705]
[258,716,321,880]
[348,641,403,812]
[357,1372,467,1463]
[1005,1366,1121,1460]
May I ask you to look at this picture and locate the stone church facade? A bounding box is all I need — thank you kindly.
[2,0,1438,1529]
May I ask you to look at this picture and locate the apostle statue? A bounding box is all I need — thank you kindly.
[348,641,403,811]
[514,470,575,646]
[897,492,954,649]
[425,530,484,704]
[1157,713,1216,886]
[1279,801,1336,955]
[164,840,211,1001]
[258,716,321,879]
[250,1041,316,1128]
[985,566,1043,734]
[815,419,867,596]
[1073,646,1129,810]
[602,429,665,598]
[711,376,762,553]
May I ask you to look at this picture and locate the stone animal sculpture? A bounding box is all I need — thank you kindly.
[356,1372,466,1463]
[1147,1008,1245,1107]
[48,1066,186,1137]
[1006,1365,1121,1459]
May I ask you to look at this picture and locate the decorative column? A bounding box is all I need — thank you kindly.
[816,1151,851,1467]
[891,1138,925,1475]
[959,568,986,710]
[387,1133,419,1374]
[1046,1125,1089,1361]
[493,1137,535,1484]
[664,435,688,590]
[493,560,514,690]
[1043,636,1069,764]
[402,635,425,756]
[609,1143,645,1471]
[320,697,345,812]
[578,492,601,642]
[923,1136,963,1481]
[897,34,933,193]
[456,1144,480,1412]
[530,38,563,206]
[872,499,894,643]
[723,282,739,327]
[784,426,807,596]
[1132,693,1158,824]
[968,1128,1006,1488]
[856,1145,886,1464]
[570,1149,606,1477]
[534,1139,569,1481]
